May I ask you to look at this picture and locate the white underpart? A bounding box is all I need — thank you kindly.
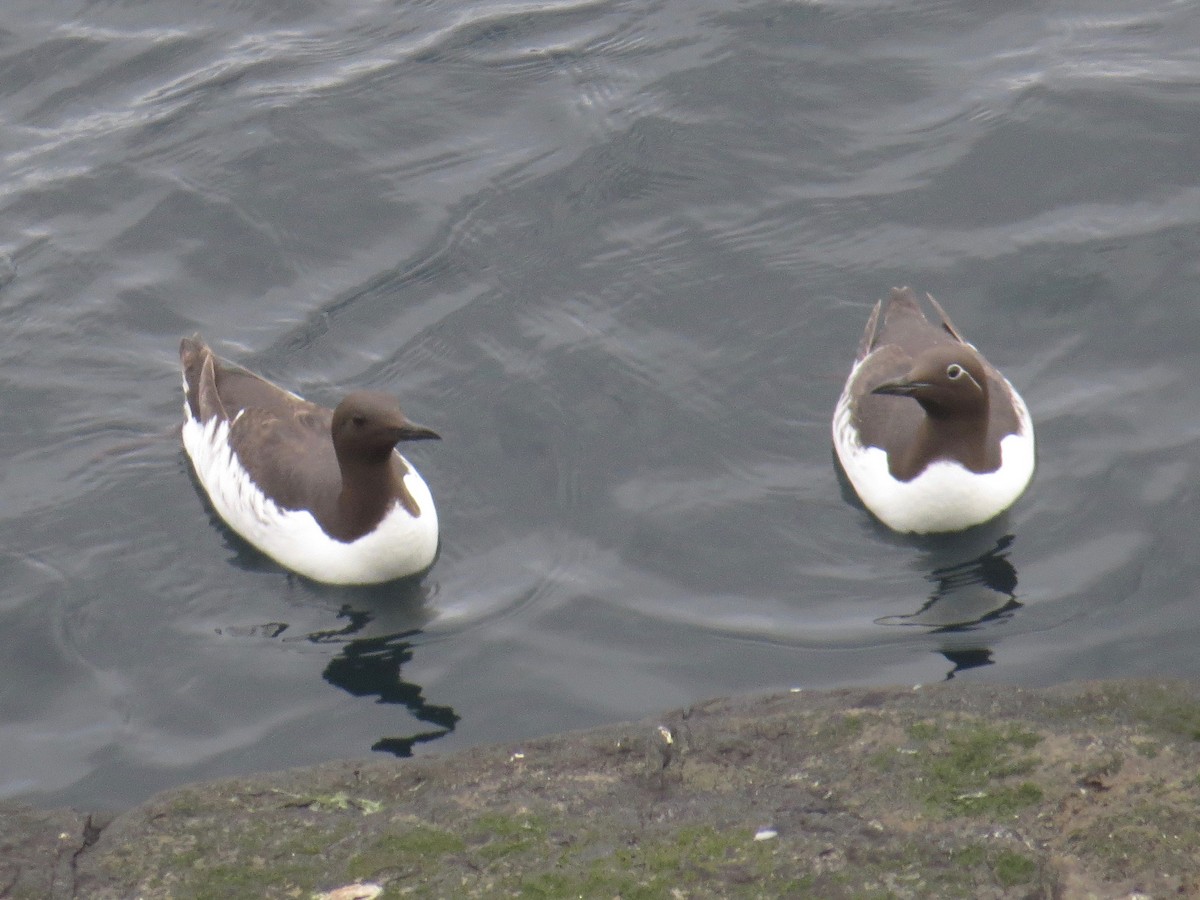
[832,358,1035,534]
[181,402,438,585]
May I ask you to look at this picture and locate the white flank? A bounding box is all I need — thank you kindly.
[832,359,1035,534]
[182,404,439,585]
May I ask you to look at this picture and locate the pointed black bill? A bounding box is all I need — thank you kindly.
[396,421,441,442]
[871,379,929,398]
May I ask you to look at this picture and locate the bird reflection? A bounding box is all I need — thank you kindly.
[306,604,459,756]
[876,535,1022,680]
[939,647,995,678]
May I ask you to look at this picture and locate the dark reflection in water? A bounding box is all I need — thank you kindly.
[305,605,459,756]
[939,648,996,679]
[877,535,1023,680]
[878,535,1021,632]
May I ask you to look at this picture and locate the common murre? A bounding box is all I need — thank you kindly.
[180,337,440,584]
[832,287,1035,533]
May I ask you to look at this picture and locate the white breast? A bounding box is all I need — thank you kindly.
[832,368,1035,534]
[182,410,439,584]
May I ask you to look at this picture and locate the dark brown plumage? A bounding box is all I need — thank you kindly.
[832,287,1036,534]
[180,337,439,543]
[845,288,1022,481]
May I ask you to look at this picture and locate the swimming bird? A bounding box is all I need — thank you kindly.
[180,337,440,584]
[832,287,1034,533]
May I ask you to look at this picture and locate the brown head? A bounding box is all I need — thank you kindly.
[331,391,440,468]
[871,344,990,421]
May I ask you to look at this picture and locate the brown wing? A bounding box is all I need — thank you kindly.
[849,344,922,453]
[181,337,219,422]
[872,287,964,356]
[924,292,967,343]
[226,405,340,517]
[182,336,341,516]
[983,373,1024,442]
[181,336,328,424]
[855,298,883,363]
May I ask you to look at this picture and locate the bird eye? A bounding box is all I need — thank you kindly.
[352,415,367,427]
[946,363,964,380]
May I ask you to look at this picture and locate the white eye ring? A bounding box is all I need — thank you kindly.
[946,363,964,380]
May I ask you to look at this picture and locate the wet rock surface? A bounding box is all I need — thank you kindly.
[6,680,1200,898]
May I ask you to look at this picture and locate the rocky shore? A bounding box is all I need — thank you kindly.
[5,679,1200,899]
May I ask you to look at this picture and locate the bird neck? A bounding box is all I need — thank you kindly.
[892,411,1000,480]
[333,456,421,541]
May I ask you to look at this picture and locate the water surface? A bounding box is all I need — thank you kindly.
[1,0,1199,808]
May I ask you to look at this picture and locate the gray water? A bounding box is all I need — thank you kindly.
[2,0,1199,810]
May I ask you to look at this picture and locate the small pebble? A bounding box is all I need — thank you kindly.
[314,883,383,900]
